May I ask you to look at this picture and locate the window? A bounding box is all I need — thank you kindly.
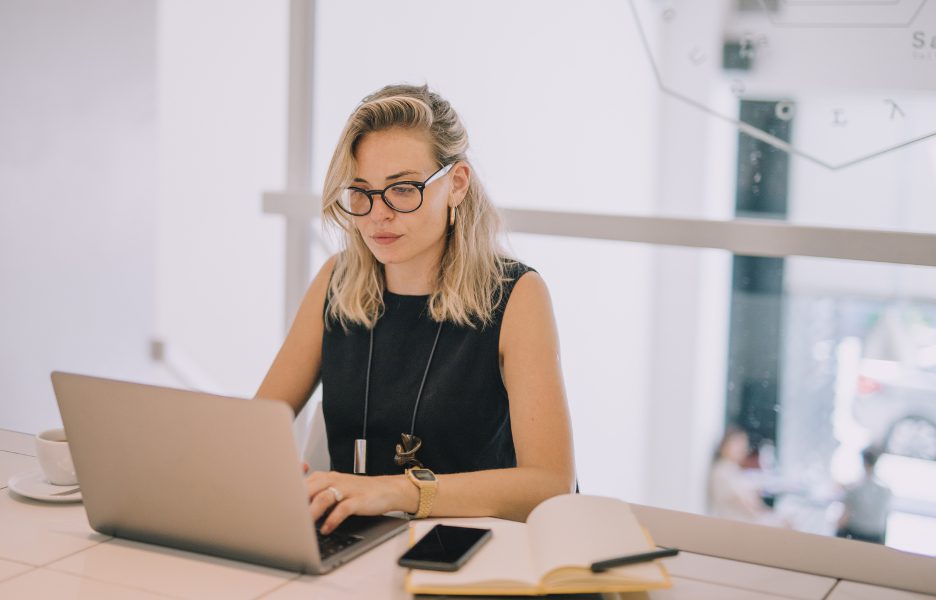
[264,0,936,557]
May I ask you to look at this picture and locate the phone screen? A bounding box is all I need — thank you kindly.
[398,524,492,571]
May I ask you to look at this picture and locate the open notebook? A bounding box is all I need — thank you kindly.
[405,494,672,596]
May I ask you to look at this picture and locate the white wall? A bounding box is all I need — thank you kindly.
[0,0,293,431]
[0,0,158,433]
[156,0,289,398]
[311,0,659,213]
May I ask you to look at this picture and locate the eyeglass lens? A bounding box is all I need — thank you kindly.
[341,182,422,215]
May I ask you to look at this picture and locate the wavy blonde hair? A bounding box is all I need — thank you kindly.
[322,84,509,330]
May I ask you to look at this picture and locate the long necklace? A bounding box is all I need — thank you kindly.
[354,319,444,474]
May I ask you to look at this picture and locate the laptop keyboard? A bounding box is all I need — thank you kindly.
[316,527,364,560]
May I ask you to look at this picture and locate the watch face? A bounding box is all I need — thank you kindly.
[412,469,436,482]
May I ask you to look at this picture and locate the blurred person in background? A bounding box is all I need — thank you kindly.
[708,425,784,526]
[836,446,892,544]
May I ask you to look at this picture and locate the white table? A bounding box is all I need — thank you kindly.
[1,428,933,600]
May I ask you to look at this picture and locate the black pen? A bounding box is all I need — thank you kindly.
[590,547,680,573]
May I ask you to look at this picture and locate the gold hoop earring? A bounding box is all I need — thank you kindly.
[449,205,456,227]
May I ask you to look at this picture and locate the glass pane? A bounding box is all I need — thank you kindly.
[628,0,936,232]
[509,233,936,556]
[314,0,936,232]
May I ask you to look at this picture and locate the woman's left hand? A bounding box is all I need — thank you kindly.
[305,470,414,534]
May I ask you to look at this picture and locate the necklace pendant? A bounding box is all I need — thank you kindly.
[353,438,367,474]
[394,433,423,469]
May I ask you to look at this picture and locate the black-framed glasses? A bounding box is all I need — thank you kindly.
[337,163,454,216]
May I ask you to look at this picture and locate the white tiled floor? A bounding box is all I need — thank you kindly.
[0,558,32,584]
[828,580,936,600]
[263,532,411,600]
[0,568,176,599]
[0,429,35,456]
[264,576,813,600]
[49,538,298,600]
[0,491,107,566]
[1,428,933,600]
[259,579,382,600]
[0,449,40,489]
[665,551,836,599]
[650,576,814,600]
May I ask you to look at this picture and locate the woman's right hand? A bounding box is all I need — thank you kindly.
[304,470,417,535]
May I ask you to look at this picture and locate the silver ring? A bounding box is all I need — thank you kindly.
[327,486,344,503]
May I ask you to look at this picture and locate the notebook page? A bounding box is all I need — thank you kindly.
[407,519,539,589]
[527,494,655,577]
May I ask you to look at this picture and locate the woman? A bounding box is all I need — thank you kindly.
[707,426,779,525]
[256,84,575,534]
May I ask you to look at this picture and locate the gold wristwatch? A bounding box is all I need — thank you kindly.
[405,467,438,519]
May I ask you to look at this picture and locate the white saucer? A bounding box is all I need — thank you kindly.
[7,471,82,503]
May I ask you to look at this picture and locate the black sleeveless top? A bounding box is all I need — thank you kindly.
[321,261,533,476]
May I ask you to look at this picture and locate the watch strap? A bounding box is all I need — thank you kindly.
[408,468,438,519]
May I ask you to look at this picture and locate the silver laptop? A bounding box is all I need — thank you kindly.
[50,371,408,574]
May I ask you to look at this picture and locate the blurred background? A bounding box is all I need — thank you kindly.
[2,0,935,557]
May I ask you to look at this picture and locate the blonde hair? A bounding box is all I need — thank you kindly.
[322,84,509,330]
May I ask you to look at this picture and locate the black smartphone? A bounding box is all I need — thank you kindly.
[397,524,493,572]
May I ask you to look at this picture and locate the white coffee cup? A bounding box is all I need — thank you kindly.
[35,428,78,486]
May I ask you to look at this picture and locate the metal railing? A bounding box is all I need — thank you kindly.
[263,189,936,324]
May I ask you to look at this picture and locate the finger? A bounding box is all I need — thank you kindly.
[302,463,310,474]
[320,498,355,535]
[305,470,337,486]
[309,487,339,523]
[305,472,334,499]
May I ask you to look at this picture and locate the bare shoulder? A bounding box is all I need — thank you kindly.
[500,270,557,350]
[321,253,340,274]
[306,254,340,303]
[291,253,339,330]
[505,270,552,316]
[510,269,548,298]
[254,253,340,410]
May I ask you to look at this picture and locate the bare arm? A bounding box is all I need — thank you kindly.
[310,271,577,532]
[255,255,337,415]
[428,271,577,519]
